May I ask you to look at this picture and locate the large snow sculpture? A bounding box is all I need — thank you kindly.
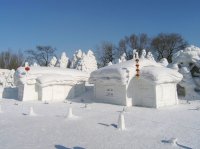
[59,52,69,68]
[89,59,182,108]
[49,56,57,67]
[14,67,89,101]
[172,45,200,99]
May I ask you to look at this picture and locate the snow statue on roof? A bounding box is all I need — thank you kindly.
[133,49,137,60]
[140,49,146,59]
[59,52,69,68]
[120,53,127,62]
[49,56,57,67]
[147,51,155,61]
[33,62,38,67]
[107,61,113,66]
[159,58,169,67]
[172,45,200,100]
[25,62,29,67]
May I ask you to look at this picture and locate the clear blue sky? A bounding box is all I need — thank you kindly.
[0,0,199,57]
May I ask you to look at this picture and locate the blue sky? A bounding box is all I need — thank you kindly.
[0,0,199,57]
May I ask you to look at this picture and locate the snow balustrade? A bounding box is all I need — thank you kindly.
[89,59,183,108]
[14,67,89,102]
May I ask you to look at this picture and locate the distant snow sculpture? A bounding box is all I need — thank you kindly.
[25,62,29,67]
[71,49,97,72]
[120,53,127,62]
[132,49,140,60]
[59,52,69,68]
[146,52,155,61]
[160,58,169,67]
[33,62,38,67]
[118,59,122,63]
[118,112,125,130]
[107,61,113,66]
[0,69,15,87]
[49,56,57,67]
[140,49,146,59]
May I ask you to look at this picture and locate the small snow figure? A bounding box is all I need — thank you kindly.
[107,61,113,66]
[0,105,2,113]
[29,107,37,116]
[140,49,146,59]
[66,107,73,118]
[146,51,155,61]
[118,112,126,130]
[120,53,127,62]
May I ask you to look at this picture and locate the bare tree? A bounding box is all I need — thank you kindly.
[26,46,56,66]
[0,50,24,70]
[116,33,150,60]
[151,33,188,62]
[96,42,115,67]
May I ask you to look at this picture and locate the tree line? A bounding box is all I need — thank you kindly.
[96,33,188,67]
[0,32,188,70]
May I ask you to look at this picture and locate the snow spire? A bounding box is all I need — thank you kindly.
[49,56,57,67]
[140,49,146,59]
[29,107,37,116]
[66,107,73,118]
[59,52,69,68]
[118,112,126,130]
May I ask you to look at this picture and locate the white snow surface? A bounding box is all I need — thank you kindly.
[0,95,199,149]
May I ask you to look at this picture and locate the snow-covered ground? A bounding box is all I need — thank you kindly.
[0,91,200,149]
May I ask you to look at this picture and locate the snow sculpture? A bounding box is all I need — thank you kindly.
[146,52,155,61]
[89,59,183,108]
[118,112,125,130]
[72,49,98,72]
[178,67,197,100]
[14,67,89,101]
[29,107,37,116]
[0,105,2,113]
[0,69,15,87]
[140,49,146,59]
[49,56,57,67]
[70,54,77,69]
[133,49,137,60]
[107,61,113,66]
[159,58,169,67]
[172,45,200,99]
[120,53,127,62]
[118,59,122,63]
[33,62,38,67]
[25,62,29,67]
[59,52,69,68]
[66,107,73,118]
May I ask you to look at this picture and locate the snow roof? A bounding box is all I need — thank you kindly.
[14,67,89,85]
[89,59,182,85]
